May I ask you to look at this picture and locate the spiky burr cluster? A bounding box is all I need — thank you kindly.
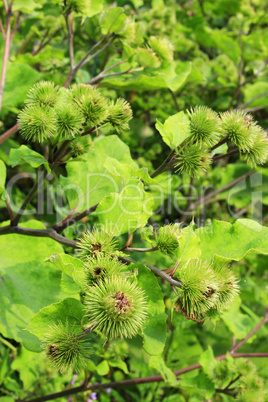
[174,106,268,177]
[18,81,132,144]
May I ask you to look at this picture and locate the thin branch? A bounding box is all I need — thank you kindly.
[123,246,158,252]
[150,150,175,178]
[3,0,8,14]
[10,11,21,41]
[78,34,114,70]
[0,7,11,111]
[74,33,112,72]
[224,375,241,391]
[212,148,239,162]
[230,308,268,353]
[188,170,255,211]
[53,203,99,233]
[12,140,70,226]
[0,225,77,248]
[118,256,182,288]
[0,123,19,145]
[80,36,116,70]
[0,18,5,38]
[64,12,74,71]
[31,29,60,56]
[239,90,268,109]
[87,60,128,84]
[169,89,180,112]
[5,197,14,221]
[11,169,46,227]
[23,353,268,402]
[210,137,228,151]
[243,105,268,113]
[235,199,259,217]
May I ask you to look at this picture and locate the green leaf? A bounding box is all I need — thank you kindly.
[2,63,40,109]
[13,0,41,12]
[176,222,201,264]
[61,135,138,212]
[84,0,103,18]
[11,347,47,389]
[0,220,65,347]
[211,30,241,64]
[149,355,177,385]
[196,219,268,260]
[99,7,126,35]
[27,298,84,339]
[49,254,85,289]
[155,112,190,149]
[48,254,85,294]
[0,160,6,200]
[9,145,50,172]
[211,164,254,208]
[61,273,80,294]
[134,264,167,356]
[109,358,129,374]
[49,253,83,277]
[243,81,268,107]
[102,73,168,91]
[179,372,215,399]
[96,179,154,236]
[96,360,110,376]
[221,296,255,339]
[199,346,215,375]
[104,157,155,185]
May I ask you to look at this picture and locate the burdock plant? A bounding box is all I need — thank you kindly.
[174,259,220,320]
[156,224,181,255]
[42,320,91,373]
[188,106,222,147]
[83,254,128,286]
[84,277,148,339]
[76,229,118,261]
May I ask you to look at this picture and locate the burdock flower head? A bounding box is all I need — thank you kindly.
[83,254,128,287]
[84,277,148,339]
[156,224,181,256]
[76,229,118,261]
[174,259,220,321]
[187,106,222,147]
[42,320,91,373]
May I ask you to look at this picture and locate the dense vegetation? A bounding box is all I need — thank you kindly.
[0,0,268,401]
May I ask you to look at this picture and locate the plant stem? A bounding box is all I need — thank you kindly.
[169,89,180,111]
[87,60,127,84]
[118,256,182,288]
[11,140,71,226]
[64,12,74,71]
[0,6,11,111]
[0,18,5,37]
[31,29,60,56]
[150,150,175,178]
[0,122,19,145]
[239,89,268,109]
[210,137,228,151]
[230,308,268,353]
[212,148,239,162]
[0,225,77,247]
[53,203,99,233]
[63,35,115,88]
[186,169,255,212]
[122,246,158,252]
[11,169,46,227]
